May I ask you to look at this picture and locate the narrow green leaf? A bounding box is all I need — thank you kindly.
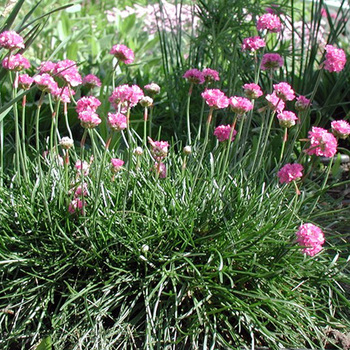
[35,336,52,350]
[0,0,25,32]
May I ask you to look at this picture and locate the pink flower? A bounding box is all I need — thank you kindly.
[229,96,253,115]
[257,13,282,33]
[324,45,346,73]
[202,68,220,82]
[111,158,124,172]
[243,83,263,99]
[148,138,169,161]
[75,160,89,176]
[305,126,338,158]
[183,68,205,84]
[73,183,88,197]
[261,53,284,70]
[144,83,160,95]
[295,96,311,111]
[82,74,102,88]
[38,61,56,74]
[34,73,59,93]
[277,163,303,184]
[54,59,82,86]
[201,89,229,109]
[108,112,127,131]
[331,120,350,139]
[214,125,237,142]
[154,162,167,178]
[110,44,134,64]
[68,198,84,214]
[273,82,295,101]
[295,223,325,256]
[266,92,285,112]
[78,110,101,129]
[109,84,144,109]
[277,111,298,128]
[0,31,25,50]
[2,54,30,71]
[76,96,101,113]
[18,74,33,90]
[52,86,75,103]
[242,36,266,52]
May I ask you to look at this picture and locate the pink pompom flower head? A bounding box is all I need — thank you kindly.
[54,59,82,87]
[323,44,346,73]
[229,96,253,115]
[144,83,160,95]
[78,110,101,129]
[266,92,285,112]
[257,13,282,33]
[34,73,59,94]
[0,30,25,50]
[331,120,350,139]
[201,89,229,109]
[214,125,237,142]
[278,163,303,184]
[110,44,134,64]
[202,68,220,83]
[295,223,325,256]
[82,74,102,88]
[76,96,101,113]
[277,111,298,128]
[2,54,30,71]
[111,158,124,173]
[273,82,295,101]
[148,137,169,161]
[242,36,266,52]
[108,112,127,131]
[243,83,263,99]
[51,86,75,104]
[109,84,144,110]
[39,61,56,74]
[261,53,284,71]
[305,126,338,158]
[295,96,311,111]
[18,74,33,90]
[183,68,205,84]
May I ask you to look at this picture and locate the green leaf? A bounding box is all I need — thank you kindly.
[0,0,25,32]
[35,336,52,350]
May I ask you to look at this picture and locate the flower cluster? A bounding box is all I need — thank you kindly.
[110,44,134,64]
[76,96,101,113]
[76,96,101,129]
[214,125,237,142]
[34,73,59,93]
[229,96,253,115]
[277,111,298,128]
[324,44,346,73]
[242,36,266,52]
[54,59,82,87]
[52,86,75,104]
[148,138,169,161]
[305,127,337,158]
[18,74,34,90]
[273,82,295,101]
[108,112,127,131]
[82,74,102,88]
[202,68,220,82]
[109,84,144,110]
[2,54,30,71]
[111,158,124,173]
[0,30,25,50]
[331,120,350,139]
[183,68,205,84]
[39,61,56,74]
[256,13,282,32]
[261,53,284,70]
[295,96,310,111]
[277,163,303,184]
[266,92,285,112]
[201,89,229,109]
[243,83,263,99]
[295,223,325,256]
[144,83,160,95]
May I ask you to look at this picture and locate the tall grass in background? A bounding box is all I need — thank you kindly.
[0,1,350,349]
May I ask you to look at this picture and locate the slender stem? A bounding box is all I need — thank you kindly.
[148,106,154,139]
[143,107,148,146]
[64,103,73,140]
[186,83,193,145]
[279,128,288,164]
[197,82,208,141]
[21,95,29,181]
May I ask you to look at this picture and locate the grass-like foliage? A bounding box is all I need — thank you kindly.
[0,1,350,349]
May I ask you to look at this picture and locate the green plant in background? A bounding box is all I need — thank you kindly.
[0,1,350,349]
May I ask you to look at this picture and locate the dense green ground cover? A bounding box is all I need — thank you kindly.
[0,0,349,349]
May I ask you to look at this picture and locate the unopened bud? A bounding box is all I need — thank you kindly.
[183,146,192,155]
[140,96,153,107]
[133,147,143,156]
[60,137,74,149]
[141,244,149,253]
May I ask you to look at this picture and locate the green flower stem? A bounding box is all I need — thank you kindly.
[233,115,245,165]
[64,103,73,140]
[80,129,88,216]
[21,94,29,182]
[143,107,148,146]
[148,106,154,139]
[186,83,193,145]
[123,108,132,217]
[279,127,288,164]
[197,82,208,142]
[112,60,119,91]
[35,92,52,224]
[50,100,61,156]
